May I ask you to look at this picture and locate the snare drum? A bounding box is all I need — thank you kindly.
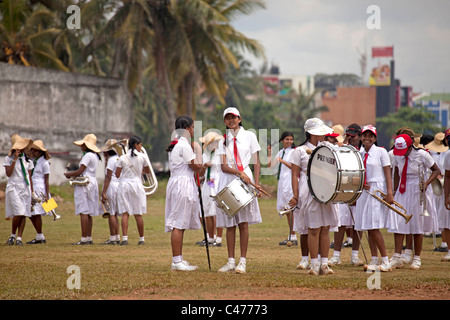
[307,144,365,204]
[211,178,256,218]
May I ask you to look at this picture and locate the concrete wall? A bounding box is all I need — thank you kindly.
[0,63,134,185]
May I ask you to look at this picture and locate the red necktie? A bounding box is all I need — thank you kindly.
[233,137,244,172]
[363,152,369,185]
[399,156,408,194]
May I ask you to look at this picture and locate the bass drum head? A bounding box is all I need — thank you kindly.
[307,146,338,204]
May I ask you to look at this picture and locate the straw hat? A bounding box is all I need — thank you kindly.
[9,137,32,156]
[10,134,21,146]
[425,132,448,153]
[100,139,123,156]
[74,134,100,153]
[30,140,51,160]
[331,124,344,143]
[199,132,224,150]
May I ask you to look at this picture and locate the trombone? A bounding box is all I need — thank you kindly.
[418,164,430,217]
[366,190,412,224]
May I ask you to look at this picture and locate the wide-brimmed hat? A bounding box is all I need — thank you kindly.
[74,134,100,153]
[304,118,333,136]
[199,132,224,150]
[425,132,448,153]
[30,140,51,160]
[9,137,32,156]
[393,134,413,156]
[100,139,123,156]
[395,126,420,140]
[330,124,344,143]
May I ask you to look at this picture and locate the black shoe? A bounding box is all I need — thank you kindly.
[26,239,47,244]
[343,240,353,248]
[120,240,128,246]
[211,241,222,247]
[72,241,88,245]
[433,246,448,252]
[196,239,206,246]
[6,236,15,245]
[15,239,23,246]
[100,239,117,245]
[279,239,298,246]
[330,241,335,249]
[137,241,145,245]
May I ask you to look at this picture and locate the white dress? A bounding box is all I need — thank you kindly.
[275,147,294,213]
[165,137,201,233]
[105,154,120,215]
[438,151,450,230]
[388,148,435,234]
[31,156,52,216]
[354,145,394,231]
[201,150,221,218]
[216,128,262,228]
[117,150,147,215]
[290,142,338,231]
[74,152,100,216]
[3,155,33,218]
[423,150,442,233]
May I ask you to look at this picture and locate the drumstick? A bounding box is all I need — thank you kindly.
[236,175,270,197]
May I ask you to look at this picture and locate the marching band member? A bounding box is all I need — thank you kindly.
[388,134,440,270]
[289,118,337,275]
[354,125,394,272]
[27,140,52,244]
[4,135,33,245]
[198,131,224,247]
[65,134,101,245]
[165,116,203,271]
[217,107,263,274]
[268,131,296,246]
[116,136,150,245]
[442,144,450,261]
[100,139,122,245]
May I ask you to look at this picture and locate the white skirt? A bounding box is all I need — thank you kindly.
[200,174,220,218]
[105,181,120,216]
[276,175,293,212]
[335,203,354,227]
[5,181,31,218]
[354,181,395,231]
[74,176,100,216]
[388,178,424,234]
[293,173,309,234]
[215,168,262,228]
[423,188,439,233]
[437,192,450,230]
[117,178,146,215]
[165,175,201,233]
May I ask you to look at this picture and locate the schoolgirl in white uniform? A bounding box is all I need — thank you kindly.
[28,140,52,244]
[100,139,122,245]
[388,134,440,270]
[289,118,337,275]
[64,134,101,245]
[198,132,224,246]
[217,107,263,274]
[165,116,203,271]
[4,135,33,245]
[268,131,296,246]
[441,148,450,261]
[354,125,394,272]
[116,136,150,245]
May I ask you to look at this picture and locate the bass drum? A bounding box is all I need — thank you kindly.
[307,144,365,204]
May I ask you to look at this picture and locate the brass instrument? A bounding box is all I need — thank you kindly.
[366,190,412,224]
[101,200,111,219]
[418,165,430,217]
[431,177,444,196]
[278,203,296,216]
[66,163,90,187]
[32,191,61,221]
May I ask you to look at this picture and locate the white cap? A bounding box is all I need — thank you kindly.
[223,107,240,119]
[361,125,377,136]
[304,118,333,136]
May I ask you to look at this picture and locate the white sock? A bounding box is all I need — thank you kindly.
[381,256,389,263]
[115,235,120,241]
[371,256,379,264]
[413,255,421,261]
[351,250,359,258]
[173,255,183,264]
[81,237,88,242]
[216,237,222,244]
[291,234,297,241]
[239,257,246,265]
[228,257,236,265]
[403,249,412,257]
[122,236,128,241]
[347,237,353,243]
[302,256,309,261]
[441,242,448,248]
[87,236,92,242]
[11,234,16,238]
[109,235,115,241]
[16,236,22,241]
[321,257,328,265]
[333,251,341,258]
[139,236,145,242]
[311,258,319,265]
[208,237,215,243]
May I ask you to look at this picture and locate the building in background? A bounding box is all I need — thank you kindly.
[413,93,450,128]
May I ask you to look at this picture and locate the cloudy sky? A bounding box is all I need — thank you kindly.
[233,0,450,93]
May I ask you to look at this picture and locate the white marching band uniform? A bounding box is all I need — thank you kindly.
[275,147,294,214]
[201,149,221,218]
[74,152,100,216]
[105,154,120,216]
[31,156,52,216]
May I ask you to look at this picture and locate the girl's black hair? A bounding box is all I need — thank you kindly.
[166,116,194,152]
[129,135,143,157]
[279,131,295,148]
[300,132,311,146]
[107,150,117,156]
[85,147,102,160]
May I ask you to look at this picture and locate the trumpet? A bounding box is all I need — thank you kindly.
[278,203,296,216]
[366,190,412,224]
[101,200,111,219]
[418,165,430,217]
[66,163,90,187]
[32,191,61,221]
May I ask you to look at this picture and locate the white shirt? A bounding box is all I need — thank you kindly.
[3,155,34,185]
[444,150,450,171]
[360,145,391,183]
[218,127,261,170]
[392,148,435,179]
[106,154,120,183]
[31,156,50,186]
[79,152,99,178]
[290,142,316,173]
[168,136,195,176]
[117,150,148,180]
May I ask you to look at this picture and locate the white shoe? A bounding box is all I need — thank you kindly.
[308,262,320,276]
[363,261,378,272]
[171,261,198,271]
[378,260,392,272]
[296,260,309,270]
[401,254,412,264]
[234,262,246,274]
[388,255,404,269]
[409,258,421,270]
[351,256,364,266]
[218,261,236,273]
[441,253,450,262]
[320,263,334,275]
[328,256,341,266]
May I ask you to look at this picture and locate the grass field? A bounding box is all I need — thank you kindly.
[0,180,449,300]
